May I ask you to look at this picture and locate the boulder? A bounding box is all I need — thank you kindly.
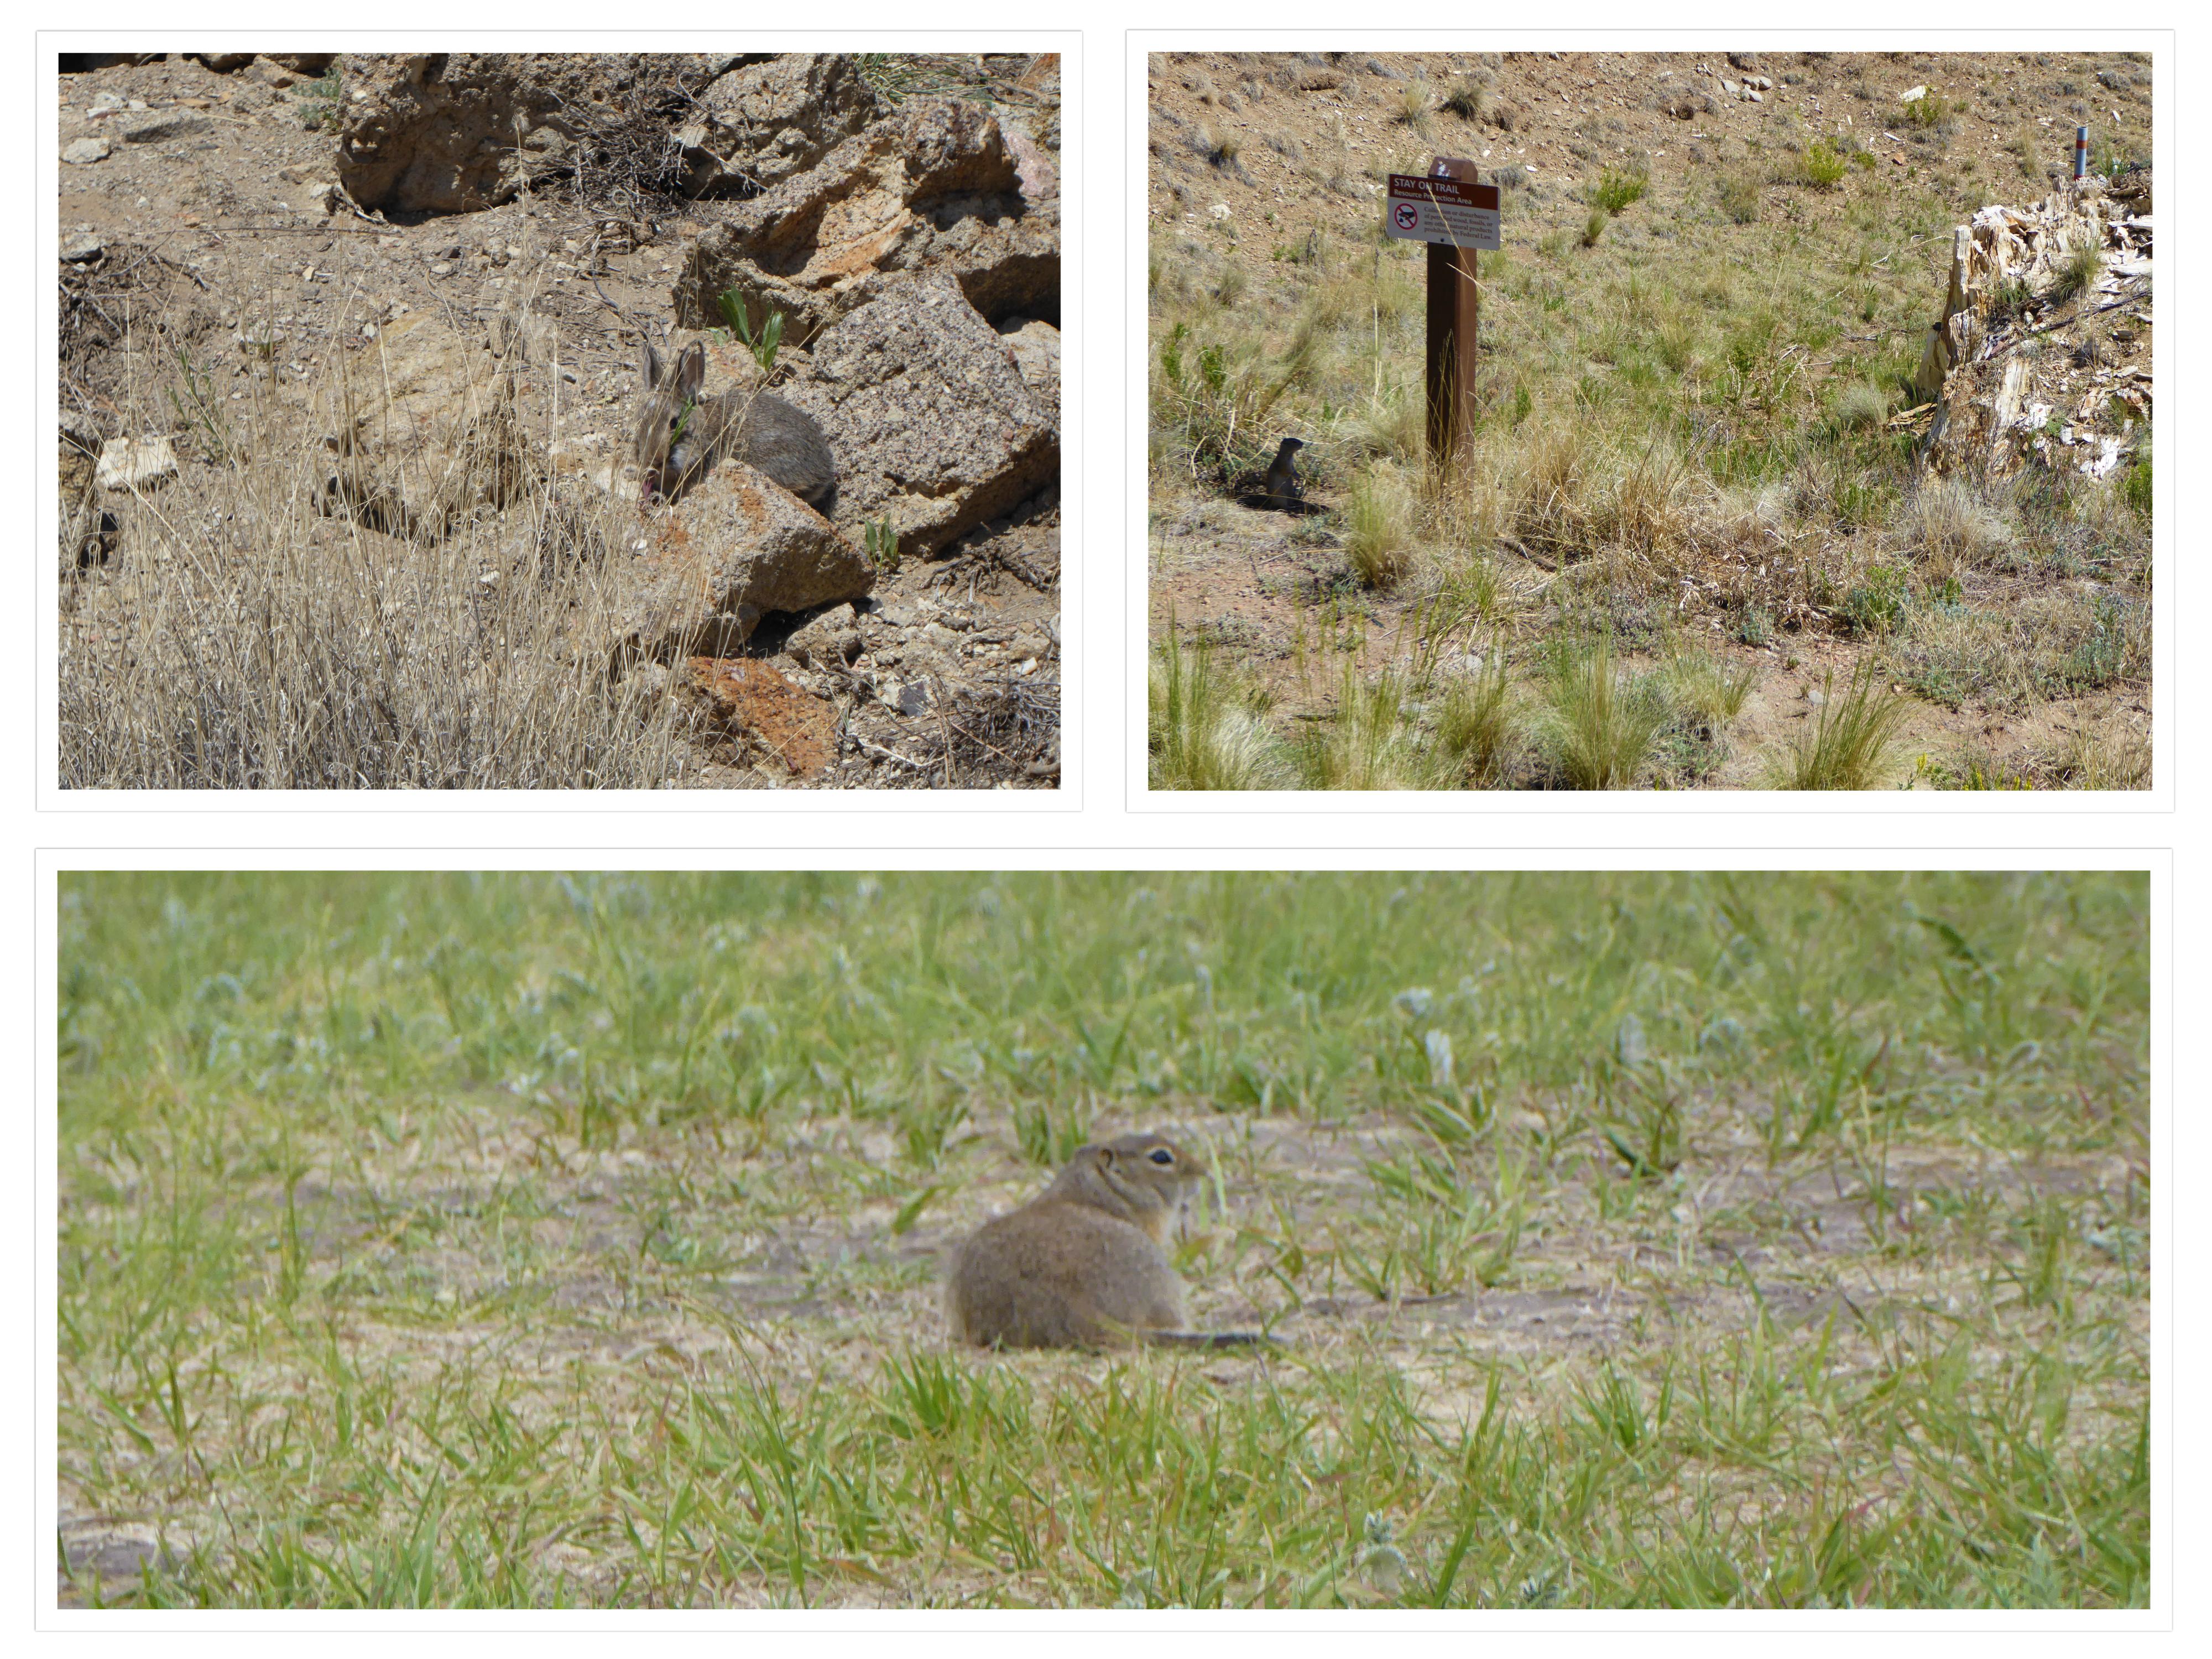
[782,274,1057,561]
[676,53,880,197]
[998,317,1060,419]
[95,435,177,492]
[672,96,1058,340]
[606,462,875,664]
[310,310,531,540]
[335,54,623,213]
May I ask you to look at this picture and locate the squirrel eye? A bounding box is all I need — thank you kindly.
[1150,1149,1174,1165]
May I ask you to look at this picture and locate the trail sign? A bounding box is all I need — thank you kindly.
[1385,171,1501,251]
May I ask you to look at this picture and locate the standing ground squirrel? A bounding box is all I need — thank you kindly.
[633,341,836,507]
[945,1131,1270,1351]
[1262,436,1306,508]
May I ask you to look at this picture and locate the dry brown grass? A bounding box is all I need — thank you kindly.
[60,430,691,789]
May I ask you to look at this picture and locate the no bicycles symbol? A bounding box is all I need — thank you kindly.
[1384,171,1502,251]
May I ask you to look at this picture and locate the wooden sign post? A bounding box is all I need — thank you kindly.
[1385,159,1500,465]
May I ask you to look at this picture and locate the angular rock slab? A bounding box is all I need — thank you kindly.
[674,97,1057,339]
[784,275,1058,560]
[607,462,875,667]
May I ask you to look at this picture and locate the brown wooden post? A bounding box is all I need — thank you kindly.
[1425,155,1482,467]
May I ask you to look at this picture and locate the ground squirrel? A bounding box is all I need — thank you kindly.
[945,1131,1270,1351]
[633,340,836,507]
[1262,436,1306,508]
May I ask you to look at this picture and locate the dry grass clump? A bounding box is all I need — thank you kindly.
[1298,659,1441,789]
[1436,645,1519,782]
[1771,658,1914,789]
[1899,479,2015,580]
[1441,76,1486,121]
[1536,631,1668,789]
[59,425,690,789]
[1149,627,1287,790]
[1346,466,1417,589]
[1397,82,1434,135]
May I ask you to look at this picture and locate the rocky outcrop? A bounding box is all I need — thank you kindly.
[606,462,876,665]
[1914,174,2152,479]
[675,54,880,197]
[333,54,631,213]
[784,275,1058,561]
[672,96,1058,340]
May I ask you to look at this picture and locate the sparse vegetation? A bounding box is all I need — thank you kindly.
[1717,171,1762,223]
[1148,49,2154,791]
[1441,76,1485,121]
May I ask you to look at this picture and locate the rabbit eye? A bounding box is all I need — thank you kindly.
[1149,1149,1174,1165]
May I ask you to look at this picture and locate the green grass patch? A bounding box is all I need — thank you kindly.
[58,872,2149,1607]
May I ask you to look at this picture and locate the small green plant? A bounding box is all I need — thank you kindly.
[1798,139,1848,189]
[1718,173,1761,223]
[2063,594,2131,690]
[1735,606,1773,648]
[1579,206,1608,248]
[1150,627,1286,791]
[1773,658,1914,789]
[1203,126,1241,170]
[295,66,343,132]
[2121,455,2151,518]
[1397,84,1434,136]
[1664,645,1756,730]
[1842,565,1910,637]
[854,53,930,106]
[1592,165,1649,216]
[1154,321,1301,483]
[1013,1098,1091,1167]
[165,346,237,465]
[863,519,900,574]
[1900,90,1950,130]
[2049,241,2104,306]
[715,289,785,375]
[1298,660,1441,790]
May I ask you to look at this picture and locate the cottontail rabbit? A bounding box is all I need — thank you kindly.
[945,1131,1272,1351]
[632,341,836,507]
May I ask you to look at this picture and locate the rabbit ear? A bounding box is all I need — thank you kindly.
[675,344,706,398]
[640,341,663,388]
